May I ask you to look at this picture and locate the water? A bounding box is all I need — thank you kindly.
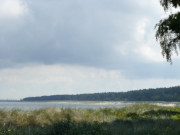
[0,101,179,110]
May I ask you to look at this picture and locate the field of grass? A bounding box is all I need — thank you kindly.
[0,104,180,135]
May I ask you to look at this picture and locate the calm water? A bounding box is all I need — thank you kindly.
[0,101,179,110]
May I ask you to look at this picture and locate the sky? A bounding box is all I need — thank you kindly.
[0,0,180,100]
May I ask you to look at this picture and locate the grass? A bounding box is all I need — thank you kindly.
[0,104,180,135]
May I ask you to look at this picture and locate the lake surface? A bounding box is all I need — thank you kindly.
[0,101,179,110]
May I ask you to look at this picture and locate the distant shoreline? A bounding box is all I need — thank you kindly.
[22,86,180,102]
[0,100,20,102]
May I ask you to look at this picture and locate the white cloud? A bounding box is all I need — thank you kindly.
[134,18,149,41]
[0,0,28,19]
[114,41,131,56]
[0,64,180,99]
[135,46,164,62]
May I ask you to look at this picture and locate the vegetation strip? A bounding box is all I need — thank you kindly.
[0,104,180,135]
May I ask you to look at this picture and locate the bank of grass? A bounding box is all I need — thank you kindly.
[0,104,180,135]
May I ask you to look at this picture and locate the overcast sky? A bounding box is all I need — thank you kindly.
[0,0,180,99]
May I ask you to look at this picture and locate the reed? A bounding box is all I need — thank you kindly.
[0,104,180,135]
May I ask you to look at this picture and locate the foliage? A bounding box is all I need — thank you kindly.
[0,104,180,135]
[155,0,180,62]
[160,0,180,11]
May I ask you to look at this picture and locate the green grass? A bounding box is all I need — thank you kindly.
[0,104,180,135]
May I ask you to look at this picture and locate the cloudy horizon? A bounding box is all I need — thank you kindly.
[1,0,180,100]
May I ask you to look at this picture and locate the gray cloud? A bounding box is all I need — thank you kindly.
[1,0,179,79]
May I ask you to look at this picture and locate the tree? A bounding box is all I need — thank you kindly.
[155,0,180,63]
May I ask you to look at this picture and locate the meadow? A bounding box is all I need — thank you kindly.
[0,104,180,135]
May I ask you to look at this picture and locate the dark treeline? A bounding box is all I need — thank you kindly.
[22,86,180,102]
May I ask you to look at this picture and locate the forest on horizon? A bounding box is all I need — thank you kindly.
[22,86,180,102]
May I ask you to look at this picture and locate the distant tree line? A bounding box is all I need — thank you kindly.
[22,86,180,102]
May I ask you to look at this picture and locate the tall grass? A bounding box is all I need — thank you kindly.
[0,104,180,135]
